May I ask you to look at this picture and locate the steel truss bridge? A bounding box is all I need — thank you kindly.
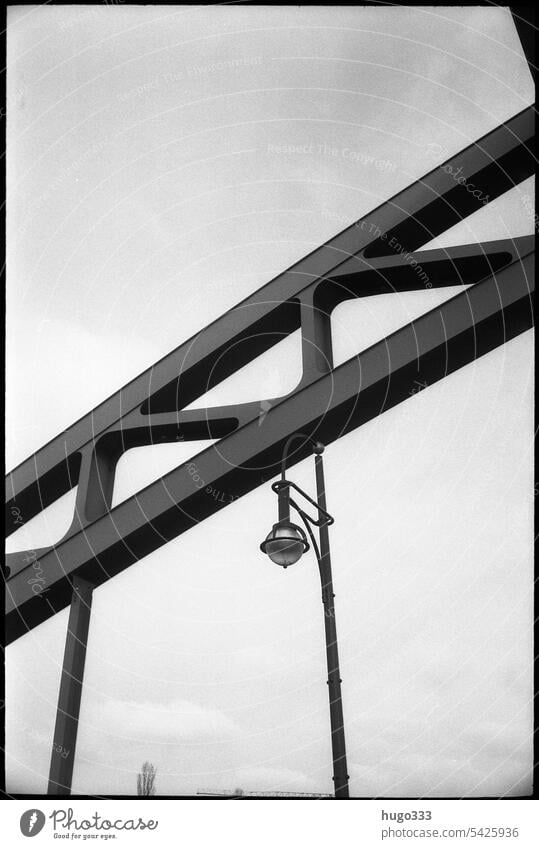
[5,14,535,796]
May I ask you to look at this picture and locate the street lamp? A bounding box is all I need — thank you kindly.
[260,520,309,567]
[259,433,350,799]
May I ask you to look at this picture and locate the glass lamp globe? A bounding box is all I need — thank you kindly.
[260,520,309,567]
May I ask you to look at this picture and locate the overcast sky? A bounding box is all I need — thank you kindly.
[6,5,534,797]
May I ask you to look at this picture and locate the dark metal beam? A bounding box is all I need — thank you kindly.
[47,576,94,795]
[511,7,536,77]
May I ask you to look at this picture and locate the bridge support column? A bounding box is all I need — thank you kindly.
[48,575,94,795]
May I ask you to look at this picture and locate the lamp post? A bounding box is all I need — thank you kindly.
[260,434,350,799]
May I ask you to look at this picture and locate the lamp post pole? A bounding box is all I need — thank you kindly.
[312,445,349,799]
[260,434,350,798]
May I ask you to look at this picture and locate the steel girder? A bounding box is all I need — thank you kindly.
[5,106,535,644]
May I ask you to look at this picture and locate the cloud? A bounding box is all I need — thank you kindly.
[97,698,241,744]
